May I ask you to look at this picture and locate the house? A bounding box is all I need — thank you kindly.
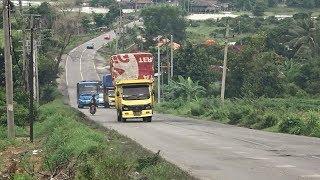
[190,0,230,12]
[121,0,153,9]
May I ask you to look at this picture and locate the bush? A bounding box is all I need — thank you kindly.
[239,112,262,128]
[189,101,205,116]
[40,84,60,104]
[252,113,279,129]
[304,112,320,137]
[279,116,306,135]
[228,105,254,125]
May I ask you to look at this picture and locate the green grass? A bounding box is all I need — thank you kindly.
[66,32,103,52]
[156,98,320,138]
[34,99,193,179]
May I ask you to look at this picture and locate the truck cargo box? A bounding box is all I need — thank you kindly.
[110,52,154,83]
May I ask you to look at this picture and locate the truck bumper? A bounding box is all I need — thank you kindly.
[122,110,153,119]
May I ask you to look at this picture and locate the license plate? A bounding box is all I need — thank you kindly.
[134,111,141,116]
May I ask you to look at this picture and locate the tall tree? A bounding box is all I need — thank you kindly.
[285,18,320,60]
[141,4,187,42]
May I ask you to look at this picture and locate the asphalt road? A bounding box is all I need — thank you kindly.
[65,29,320,180]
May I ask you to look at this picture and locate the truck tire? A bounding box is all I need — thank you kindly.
[104,103,110,108]
[117,111,122,122]
[143,117,152,122]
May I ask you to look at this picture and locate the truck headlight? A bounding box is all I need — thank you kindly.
[145,104,152,110]
[122,105,129,111]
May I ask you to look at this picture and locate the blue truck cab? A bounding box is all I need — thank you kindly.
[77,80,101,108]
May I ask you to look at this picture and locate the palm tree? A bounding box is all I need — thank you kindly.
[164,76,205,101]
[285,18,320,60]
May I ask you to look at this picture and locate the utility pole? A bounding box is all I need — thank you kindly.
[28,14,35,143]
[116,0,122,54]
[157,43,161,103]
[170,35,173,78]
[34,40,39,103]
[220,24,229,103]
[19,0,29,92]
[3,0,15,139]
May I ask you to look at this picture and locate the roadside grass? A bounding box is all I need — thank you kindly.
[32,99,194,179]
[186,21,251,44]
[66,31,104,52]
[156,98,320,138]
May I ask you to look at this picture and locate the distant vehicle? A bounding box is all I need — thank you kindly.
[110,52,154,122]
[102,74,114,108]
[86,43,94,49]
[78,93,98,108]
[104,34,111,40]
[97,93,105,106]
[77,81,101,108]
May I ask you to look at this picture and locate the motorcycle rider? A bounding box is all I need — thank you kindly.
[89,94,97,114]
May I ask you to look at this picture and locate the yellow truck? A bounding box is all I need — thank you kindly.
[110,53,154,122]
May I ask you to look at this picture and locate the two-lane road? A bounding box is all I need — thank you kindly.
[65,30,320,180]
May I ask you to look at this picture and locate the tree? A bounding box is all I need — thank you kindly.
[294,57,320,94]
[226,33,286,98]
[285,17,320,60]
[174,43,223,89]
[93,12,106,27]
[252,1,267,16]
[52,13,81,69]
[163,76,205,101]
[141,5,187,43]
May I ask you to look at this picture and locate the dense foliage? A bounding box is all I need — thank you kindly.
[141,5,187,43]
[172,14,320,98]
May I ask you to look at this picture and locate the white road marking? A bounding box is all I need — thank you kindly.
[311,156,320,160]
[275,165,296,168]
[79,49,87,80]
[220,147,232,149]
[233,151,248,154]
[300,174,320,178]
[248,157,269,160]
[91,54,101,80]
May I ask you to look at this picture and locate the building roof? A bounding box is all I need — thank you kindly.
[190,0,219,7]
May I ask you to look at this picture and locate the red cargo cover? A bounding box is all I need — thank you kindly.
[110,52,154,83]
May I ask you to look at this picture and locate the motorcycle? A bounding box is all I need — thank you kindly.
[89,104,97,115]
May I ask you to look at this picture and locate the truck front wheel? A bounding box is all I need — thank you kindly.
[117,111,122,122]
[143,117,152,122]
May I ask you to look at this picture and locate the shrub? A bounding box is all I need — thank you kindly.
[208,107,229,122]
[253,113,279,129]
[228,105,254,125]
[40,85,60,104]
[189,101,205,116]
[279,116,306,135]
[240,112,262,128]
[304,112,320,137]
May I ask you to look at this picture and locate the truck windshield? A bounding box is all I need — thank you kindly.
[122,85,150,100]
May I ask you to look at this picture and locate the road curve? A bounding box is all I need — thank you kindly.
[65,30,320,180]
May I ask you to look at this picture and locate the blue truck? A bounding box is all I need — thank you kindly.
[77,80,101,108]
[102,74,115,108]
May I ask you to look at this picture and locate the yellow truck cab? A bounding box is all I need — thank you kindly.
[115,79,154,122]
[108,89,115,107]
